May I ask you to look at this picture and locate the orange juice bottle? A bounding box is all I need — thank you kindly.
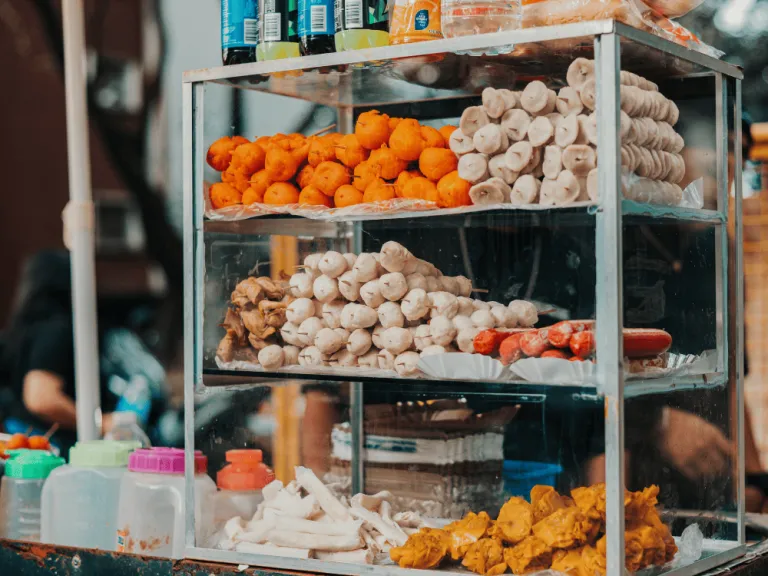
[390,0,443,44]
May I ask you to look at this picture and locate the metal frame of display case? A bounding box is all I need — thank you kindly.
[182,20,745,576]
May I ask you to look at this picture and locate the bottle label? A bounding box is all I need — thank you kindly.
[299,0,335,36]
[345,0,364,28]
[263,12,283,41]
[335,0,388,31]
[222,0,259,48]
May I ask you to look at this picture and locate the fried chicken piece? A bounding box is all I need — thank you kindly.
[532,507,599,549]
[248,330,274,350]
[638,505,677,563]
[446,511,494,560]
[216,330,239,362]
[390,528,450,569]
[503,536,552,575]
[624,523,666,572]
[491,497,533,545]
[551,547,586,576]
[221,307,246,345]
[258,299,287,328]
[625,485,659,522]
[571,483,606,523]
[581,542,606,576]
[462,537,508,575]
[531,485,572,523]
[232,277,285,307]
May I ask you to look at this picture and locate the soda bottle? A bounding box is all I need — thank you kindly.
[221,0,259,65]
[258,0,301,60]
[334,0,389,51]
[299,0,337,55]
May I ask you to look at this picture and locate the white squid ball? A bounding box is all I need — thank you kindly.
[280,322,302,346]
[330,349,357,367]
[414,260,436,277]
[453,315,474,332]
[471,309,495,329]
[289,273,314,299]
[401,289,430,321]
[360,280,385,308]
[456,327,481,353]
[347,329,373,355]
[426,276,441,292]
[473,300,491,312]
[381,327,413,355]
[297,317,325,346]
[491,306,516,328]
[283,345,300,366]
[429,316,458,347]
[313,299,324,318]
[439,277,460,296]
[303,253,323,275]
[429,292,459,319]
[286,298,315,324]
[395,351,421,377]
[371,325,385,349]
[379,272,408,301]
[379,241,411,273]
[420,345,448,357]
[314,328,344,354]
[406,273,428,292]
[322,301,345,329]
[508,300,539,327]
[412,324,434,350]
[352,253,380,283]
[378,349,396,370]
[258,345,284,370]
[313,275,339,303]
[338,271,360,302]
[318,251,348,278]
[340,303,378,330]
[378,301,405,329]
[358,349,379,368]
[457,297,475,317]
[342,253,357,270]
[334,328,350,344]
[298,346,327,366]
[454,276,473,297]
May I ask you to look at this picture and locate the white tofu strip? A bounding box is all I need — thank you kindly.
[269,529,363,551]
[224,516,245,539]
[262,479,284,501]
[316,548,374,564]
[275,517,363,536]
[393,511,422,528]
[348,505,408,547]
[350,493,384,512]
[264,491,321,519]
[235,541,312,559]
[239,518,277,543]
[295,466,351,521]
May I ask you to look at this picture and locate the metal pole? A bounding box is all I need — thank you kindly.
[62,0,101,441]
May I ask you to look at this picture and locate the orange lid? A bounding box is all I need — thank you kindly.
[217,449,275,491]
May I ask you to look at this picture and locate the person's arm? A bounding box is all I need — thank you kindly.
[22,370,77,429]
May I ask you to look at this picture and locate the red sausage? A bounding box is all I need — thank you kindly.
[623,329,672,358]
[499,333,524,365]
[520,330,552,358]
[474,329,507,356]
[548,320,594,348]
[570,330,595,359]
[541,349,570,360]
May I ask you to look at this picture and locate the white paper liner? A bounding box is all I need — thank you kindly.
[417,353,508,382]
[214,355,417,379]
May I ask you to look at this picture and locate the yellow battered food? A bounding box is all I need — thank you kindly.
[462,538,508,575]
[504,536,553,574]
[445,511,494,560]
[390,528,450,569]
[490,497,533,545]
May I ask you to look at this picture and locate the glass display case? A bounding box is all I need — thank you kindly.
[182,20,745,576]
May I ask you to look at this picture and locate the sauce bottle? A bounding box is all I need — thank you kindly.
[221,0,259,65]
[334,0,389,51]
[257,0,301,60]
[299,0,337,55]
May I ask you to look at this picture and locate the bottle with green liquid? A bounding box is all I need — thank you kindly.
[334,0,389,51]
[257,0,301,60]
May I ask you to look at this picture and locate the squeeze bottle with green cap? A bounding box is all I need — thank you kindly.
[0,449,64,540]
[40,440,139,550]
[214,449,275,527]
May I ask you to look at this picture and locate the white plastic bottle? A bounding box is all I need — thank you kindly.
[105,412,151,447]
[41,440,139,550]
[0,450,64,541]
[214,449,274,527]
[115,448,216,558]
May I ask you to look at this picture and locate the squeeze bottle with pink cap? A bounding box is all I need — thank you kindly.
[214,449,274,526]
[115,448,216,558]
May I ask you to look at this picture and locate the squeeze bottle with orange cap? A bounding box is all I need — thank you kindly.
[214,449,275,525]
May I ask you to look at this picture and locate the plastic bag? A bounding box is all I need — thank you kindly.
[390,0,444,44]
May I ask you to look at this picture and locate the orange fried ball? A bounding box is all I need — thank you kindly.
[308,134,340,167]
[243,170,272,204]
[206,136,249,171]
[335,134,370,168]
[265,146,299,182]
[230,141,266,174]
[255,135,272,149]
[369,145,408,180]
[353,160,381,192]
[363,178,397,203]
[419,147,458,181]
[264,182,300,205]
[210,182,242,209]
[437,170,472,208]
[28,436,51,451]
[389,119,427,162]
[334,184,364,208]
[297,164,315,189]
[291,140,311,165]
[311,161,351,196]
[403,177,437,202]
[299,185,333,207]
[223,165,253,193]
[355,110,391,150]
[420,126,445,149]
[389,117,403,131]
[394,170,422,198]
[438,125,458,141]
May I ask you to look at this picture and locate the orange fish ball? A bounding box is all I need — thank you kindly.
[389,120,427,162]
[419,147,458,181]
[308,134,339,167]
[255,135,272,148]
[311,161,351,196]
[264,182,300,205]
[334,184,364,208]
[265,146,299,181]
[369,146,408,180]
[335,134,369,168]
[223,165,253,193]
[355,110,391,150]
[297,164,315,189]
[363,178,397,203]
[438,125,458,141]
[437,171,472,208]
[299,185,333,207]
[353,160,381,192]
[389,117,403,131]
[206,136,249,171]
[231,141,266,174]
[210,182,242,209]
[420,126,445,149]
[402,177,437,201]
[243,170,272,204]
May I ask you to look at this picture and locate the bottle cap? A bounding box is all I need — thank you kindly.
[128,447,207,475]
[217,449,275,491]
[4,449,65,479]
[69,440,141,468]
